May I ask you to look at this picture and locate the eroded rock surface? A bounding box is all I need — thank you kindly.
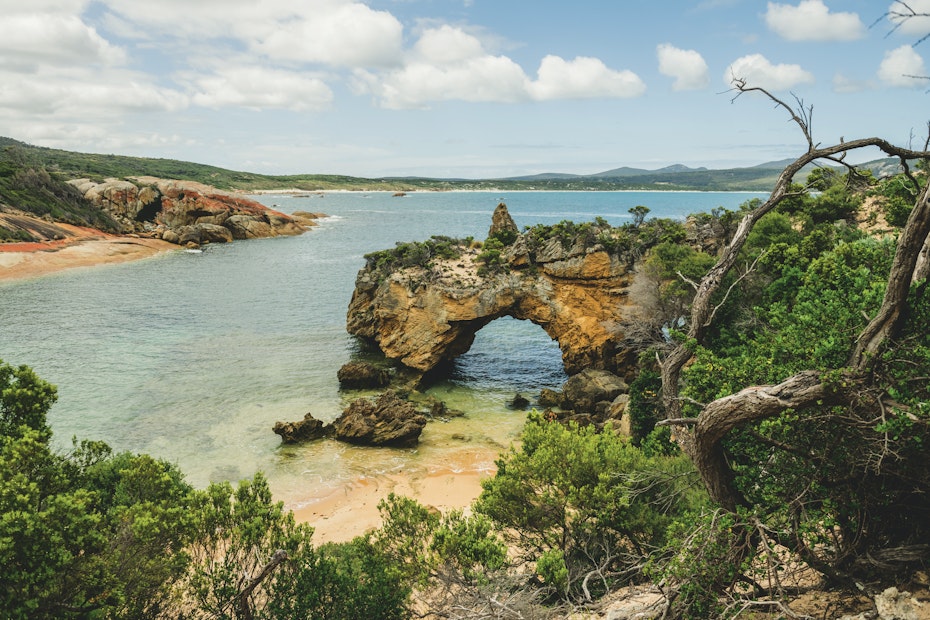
[346,205,638,378]
[272,412,332,444]
[332,390,427,448]
[69,177,311,246]
[336,361,392,389]
[274,391,429,447]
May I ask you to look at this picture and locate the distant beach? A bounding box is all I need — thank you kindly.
[0,233,176,283]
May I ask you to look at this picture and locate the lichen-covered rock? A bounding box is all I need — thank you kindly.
[332,391,428,447]
[272,412,332,444]
[69,176,307,243]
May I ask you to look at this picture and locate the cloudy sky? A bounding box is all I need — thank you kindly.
[1,0,929,177]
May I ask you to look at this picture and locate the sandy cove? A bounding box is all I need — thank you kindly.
[0,226,177,282]
[293,467,490,544]
[1,231,494,542]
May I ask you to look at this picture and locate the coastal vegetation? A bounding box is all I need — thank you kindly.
[4,136,930,616]
[0,143,120,236]
[4,75,930,616]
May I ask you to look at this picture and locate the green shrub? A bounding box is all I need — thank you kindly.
[364,235,466,282]
[475,412,707,601]
[476,237,507,276]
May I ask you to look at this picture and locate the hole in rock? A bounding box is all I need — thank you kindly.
[445,316,567,396]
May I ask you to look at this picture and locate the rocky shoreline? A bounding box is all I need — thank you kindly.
[69,177,317,249]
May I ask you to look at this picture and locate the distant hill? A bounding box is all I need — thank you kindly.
[0,136,912,198]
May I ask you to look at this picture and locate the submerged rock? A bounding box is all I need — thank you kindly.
[509,393,531,410]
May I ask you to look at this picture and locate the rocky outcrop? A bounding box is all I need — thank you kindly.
[346,205,638,378]
[273,391,429,447]
[272,412,332,444]
[488,201,518,238]
[560,368,629,412]
[68,177,312,247]
[332,391,427,447]
[337,361,392,389]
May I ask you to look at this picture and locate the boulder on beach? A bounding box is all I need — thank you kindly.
[560,368,629,413]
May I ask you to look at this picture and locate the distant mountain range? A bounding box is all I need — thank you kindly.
[0,136,909,194]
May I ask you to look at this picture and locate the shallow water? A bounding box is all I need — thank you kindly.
[0,191,761,508]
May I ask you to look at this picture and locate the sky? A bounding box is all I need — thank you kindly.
[1,0,929,178]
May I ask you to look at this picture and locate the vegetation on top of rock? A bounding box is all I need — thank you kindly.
[363,235,470,282]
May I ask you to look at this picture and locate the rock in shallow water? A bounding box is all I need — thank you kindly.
[272,412,332,444]
[332,390,427,448]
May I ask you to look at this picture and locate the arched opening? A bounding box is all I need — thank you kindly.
[442,316,567,398]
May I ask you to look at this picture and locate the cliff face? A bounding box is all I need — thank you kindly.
[69,177,308,247]
[346,209,640,377]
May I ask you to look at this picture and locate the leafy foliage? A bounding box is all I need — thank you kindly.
[475,412,707,601]
[0,359,424,619]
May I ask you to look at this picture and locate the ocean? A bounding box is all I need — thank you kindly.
[0,190,762,510]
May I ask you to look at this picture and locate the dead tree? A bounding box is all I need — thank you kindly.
[660,81,930,525]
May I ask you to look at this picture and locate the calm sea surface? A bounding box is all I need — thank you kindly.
[0,191,761,508]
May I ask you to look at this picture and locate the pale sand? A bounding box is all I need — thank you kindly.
[293,467,491,544]
[0,236,177,282]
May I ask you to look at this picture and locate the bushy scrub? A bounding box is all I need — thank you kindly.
[682,236,930,581]
[364,235,466,282]
[0,359,422,619]
[475,412,707,602]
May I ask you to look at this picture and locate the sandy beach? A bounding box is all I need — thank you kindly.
[0,231,178,283]
[293,468,490,543]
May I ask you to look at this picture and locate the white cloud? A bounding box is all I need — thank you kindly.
[657,44,709,90]
[103,0,404,69]
[765,0,865,41]
[878,45,928,87]
[191,67,333,111]
[251,3,404,68]
[0,13,126,71]
[528,55,646,100]
[724,54,815,90]
[413,24,486,65]
[357,25,644,108]
[0,66,188,117]
[887,0,930,37]
[355,56,530,109]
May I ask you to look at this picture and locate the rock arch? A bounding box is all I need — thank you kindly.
[346,207,641,379]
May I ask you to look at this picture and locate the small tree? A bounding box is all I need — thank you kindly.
[655,82,930,614]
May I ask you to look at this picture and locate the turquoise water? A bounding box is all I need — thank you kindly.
[0,191,761,508]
